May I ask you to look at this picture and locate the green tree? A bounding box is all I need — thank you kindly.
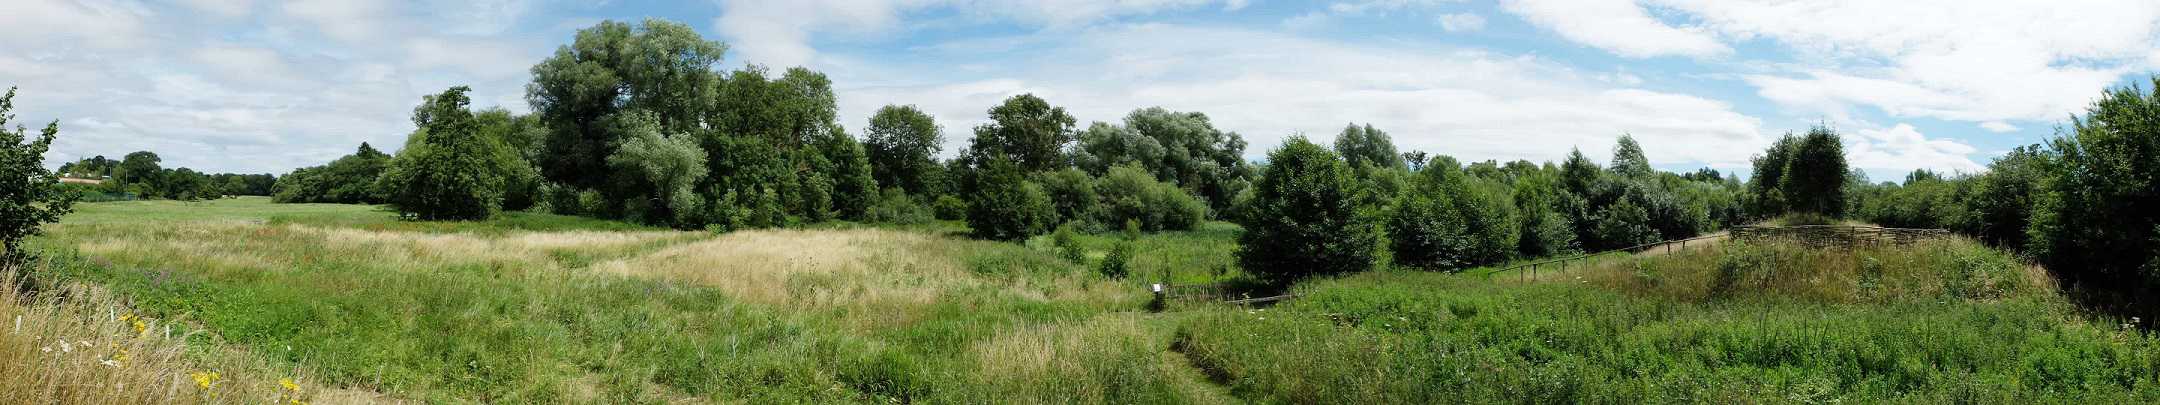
[1749,134,1800,217]
[382,87,506,221]
[528,19,725,197]
[965,159,1057,241]
[1237,136,1377,283]
[864,105,943,196]
[967,94,1076,172]
[815,128,878,221]
[273,143,390,204]
[1333,123,1404,170]
[1610,134,1653,179]
[112,151,163,193]
[2024,78,2160,312]
[1034,168,1098,226]
[0,87,77,260]
[1780,126,1849,217]
[1096,164,1206,232]
[605,111,708,227]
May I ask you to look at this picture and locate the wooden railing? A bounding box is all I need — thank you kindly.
[1484,233,1729,282]
[1728,225,1949,247]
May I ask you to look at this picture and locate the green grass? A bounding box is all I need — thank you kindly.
[31,198,2160,403]
[26,199,1180,403]
[1174,239,2160,403]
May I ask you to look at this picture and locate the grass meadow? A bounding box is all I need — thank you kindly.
[11,197,2160,403]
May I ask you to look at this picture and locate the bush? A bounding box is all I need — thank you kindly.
[1035,168,1098,226]
[1095,165,1206,232]
[1052,225,1086,264]
[0,87,77,259]
[1236,137,1377,284]
[866,188,933,225]
[1099,241,1132,279]
[966,160,1057,241]
[932,195,968,220]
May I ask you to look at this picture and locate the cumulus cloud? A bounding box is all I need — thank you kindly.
[1844,123,1984,175]
[836,25,1770,168]
[1509,0,2160,127]
[1500,0,1729,58]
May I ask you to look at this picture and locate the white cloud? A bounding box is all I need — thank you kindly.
[1844,123,1983,175]
[1653,0,2160,125]
[714,0,1242,67]
[178,0,250,18]
[1437,13,1485,32]
[1979,121,2017,133]
[280,0,391,43]
[0,0,152,49]
[837,25,1770,168]
[1500,0,1729,58]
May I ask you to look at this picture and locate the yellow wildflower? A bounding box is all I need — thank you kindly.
[280,377,300,392]
[190,371,220,389]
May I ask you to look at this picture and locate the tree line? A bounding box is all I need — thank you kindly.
[260,18,1799,283]
[1847,78,2160,320]
[54,152,275,201]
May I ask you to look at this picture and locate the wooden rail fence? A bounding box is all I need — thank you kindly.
[1728,225,1949,248]
[1485,233,1729,282]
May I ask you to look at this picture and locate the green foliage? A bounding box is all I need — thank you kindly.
[1177,239,2132,403]
[1388,158,1519,270]
[1608,134,1653,178]
[1099,240,1132,279]
[931,195,968,221]
[864,105,942,197]
[1095,165,1206,232]
[865,188,933,225]
[1073,108,1255,212]
[1237,136,1376,284]
[1033,168,1099,226]
[965,94,1076,173]
[528,19,726,193]
[0,87,76,259]
[1780,127,1850,217]
[2022,78,2160,317]
[274,143,391,204]
[1051,225,1086,264]
[1333,123,1403,171]
[604,111,707,227]
[381,87,507,221]
[1591,198,1658,249]
[965,160,1057,241]
[816,128,879,221]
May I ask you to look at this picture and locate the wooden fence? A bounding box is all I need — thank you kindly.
[1728,225,1949,248]
[1485,233,1728,282]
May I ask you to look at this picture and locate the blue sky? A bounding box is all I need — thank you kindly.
[5,0,2157,181]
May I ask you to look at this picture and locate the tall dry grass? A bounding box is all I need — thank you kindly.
[1,264,336,404]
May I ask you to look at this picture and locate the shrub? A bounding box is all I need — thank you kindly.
[1035,168,1098,225]
[866,188,933,225]
[932,195,968,220]
[1099,241,1132,279]
[1095,165,1206,232]
[1052,225,1086,264]
[1236,136,1377,284]
[0,87,77,260]
[966,160,1057,241]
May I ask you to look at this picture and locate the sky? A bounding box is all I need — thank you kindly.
[5,0,2159,181]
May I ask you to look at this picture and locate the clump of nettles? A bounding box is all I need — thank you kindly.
[1052,225,1086,264]
[1099,220,1140,279]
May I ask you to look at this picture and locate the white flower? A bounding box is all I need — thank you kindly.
[100,359,120,368]
[59,341,72,353]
